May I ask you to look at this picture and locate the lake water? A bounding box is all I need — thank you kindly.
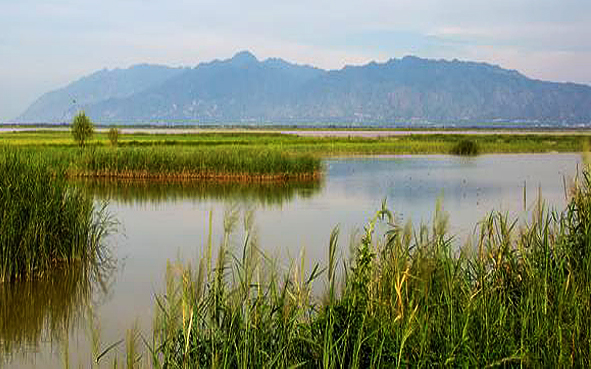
[1,154,582,368]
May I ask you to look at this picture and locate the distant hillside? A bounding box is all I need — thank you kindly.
[16,51,591,126]
[17,64,187,123]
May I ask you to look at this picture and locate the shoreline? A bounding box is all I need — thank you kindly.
[67,170,322,182]
[2,126,591,137]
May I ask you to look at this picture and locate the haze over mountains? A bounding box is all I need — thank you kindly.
[15,51,591,126]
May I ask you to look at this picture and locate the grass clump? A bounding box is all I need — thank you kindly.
[450,138,480,155]
[151,208,318,368]
[0,148,114,281]
[149,171,591,367]
[71,146,321,181]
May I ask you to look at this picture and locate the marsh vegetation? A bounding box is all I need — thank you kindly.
[71,146,321,180]
[147,170,591,367]
[0,129,588,156]
[1,128,590,367]
[0,143,322,182]
[0,147,116,367]
[450,138,480,155]
[0,148,114,282]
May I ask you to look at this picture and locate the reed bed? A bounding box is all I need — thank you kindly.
[148,172,591,367]
[0,148,114,281]
[69,147,321,181]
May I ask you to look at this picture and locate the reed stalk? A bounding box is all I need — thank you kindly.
[149,169,591,367]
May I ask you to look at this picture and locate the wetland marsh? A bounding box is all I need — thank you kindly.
[1,129,590,367]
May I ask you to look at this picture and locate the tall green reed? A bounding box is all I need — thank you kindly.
[72,146,320,180]
[0,147,115,281]
[150,169,591,367]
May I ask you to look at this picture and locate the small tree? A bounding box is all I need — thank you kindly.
[108,127,120,146]
[71,111,94,147]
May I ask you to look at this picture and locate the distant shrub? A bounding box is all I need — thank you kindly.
[108,127,120,146]
[451,139,480,156]
[71,111,94,147]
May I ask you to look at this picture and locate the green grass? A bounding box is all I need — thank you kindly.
[71,146,321,180]
[3,128,591,366]
[450,138,480,155]
[0,147,114,281]
[0,142,322,181]
[0,147,115,366]
[1,129,589,156]
[145,171,591,367]
[0,130,588,184]
[0,130,587,183]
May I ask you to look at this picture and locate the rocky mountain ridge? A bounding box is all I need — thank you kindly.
[16,51,591,126]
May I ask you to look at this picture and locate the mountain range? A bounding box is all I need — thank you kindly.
[15,51,591,126]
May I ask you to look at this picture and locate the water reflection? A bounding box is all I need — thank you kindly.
[0,255,115,366]
[74,178,323,206]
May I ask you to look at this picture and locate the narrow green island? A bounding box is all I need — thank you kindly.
[2,123,589,184]
[2,125,590,155]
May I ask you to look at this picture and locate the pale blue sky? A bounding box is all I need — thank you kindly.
[1,0,590,121]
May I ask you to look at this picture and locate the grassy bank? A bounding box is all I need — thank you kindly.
[144,171,591,367]
[0,143,321,181]
[71,146,321,181]
[0,148,114,281]
[0,130,587,183]
[1,129,589,156]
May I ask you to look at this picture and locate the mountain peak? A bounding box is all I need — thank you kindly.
[229,51,258,65]
[15,52,591,125]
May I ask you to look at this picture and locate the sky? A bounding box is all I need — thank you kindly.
[1,0,590,121]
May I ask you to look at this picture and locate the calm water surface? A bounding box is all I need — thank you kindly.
[2,154,581,368]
